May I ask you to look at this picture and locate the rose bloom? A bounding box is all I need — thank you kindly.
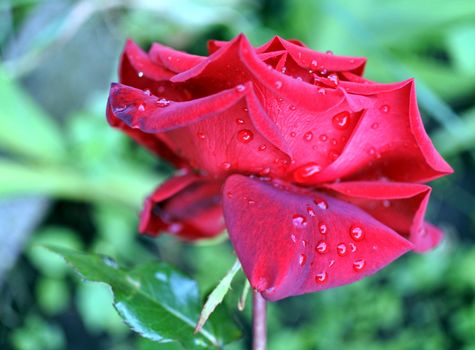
[106,34,452,301]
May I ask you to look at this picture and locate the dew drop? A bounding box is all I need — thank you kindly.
[292,214,307,228]
[258,144,267,151]
[315,241,328,254]
[289,105,297,111]
[327,73,339,87]
[138,104,145,112]
[296,76,303,81]
[293,162,322,182]
[226,191,233,198]
[197,132,206,140]
[314,198,328,210]
[235,84,246,92]
[301,240,308,247]
[248,199,256,205]
[383,200,391,208]
[156,98,170,107]
[337,243,348,257]
[303,131,314,142]
[306,206,316,217]
[315,271,328,284]
[137,71,144,77]
[380,105,390,113]
[353,259,366,272]
[144,89,151,96]
[259,167,271,176]
[332,111,350,130]
[236,118,245,125]
[237,129,254,143]
[274,80,283,89]
[222,162,232,170]
[319,134,328,142]
[350,225,365,241]
[318,222,328,234]
[329,260,335,267]
[290,131,296,137]
[290,234,297,243]
[317,88,326,95]
[349,242,357,252]
[311,59,318,68]
[371,122,379,129]
[299,254,307,266]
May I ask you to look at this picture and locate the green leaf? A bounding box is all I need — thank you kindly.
[47,246,240,350]
[0,67,65,162]
[195,260,241,333]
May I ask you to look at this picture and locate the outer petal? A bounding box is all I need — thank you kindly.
[141,174,225,240]
[223,175,413,301]
[323,181,441,252]
[107,82,290,177]
[149,42,205,73]
[308,80,453,184]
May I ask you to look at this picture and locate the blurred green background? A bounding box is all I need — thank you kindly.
[0,0,474,349]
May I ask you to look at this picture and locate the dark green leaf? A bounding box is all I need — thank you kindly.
[47,246,240,350]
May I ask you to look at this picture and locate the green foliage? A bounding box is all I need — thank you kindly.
[48,247,241,349]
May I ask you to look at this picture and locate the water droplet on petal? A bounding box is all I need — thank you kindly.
[327,73,339,86]
[311,59,318,68]
[137,71,144,77]
[380,105,390,113]
[237,129,254,143]
[319,134,328,142]
[383,200,391,207]
[350,225,365,241]
[274,80,283,89]
[156,98,170,107]
[248,199,256,205]
[290,131,296,137]
[329,259,335,267]
[371,122,379,129]
[236,118,245,125]
[293,162,322,182]
[318,88,326,95]
[258,144,267,151]
[337,243,348,256]
[222,162,232,170]
[138,104,145,111]
[314,198,328,210]
[353,259,366,272]
[326,50,334,55]
[144,89,151,95]
[292,214,307,228]
[315,241,328,254]
[299,254,307,266]
[197,132,206,140]
[332,111,350,130]
[290,234,297,243]
[318,222,328,234]
[259,167,271,176]
[315,271,328,284]
[289,105,296,111]
[235,84,246,92]
[306,206,316,217]
[303,131,313,142]
[226,191,233,198]
[349,242,357,252]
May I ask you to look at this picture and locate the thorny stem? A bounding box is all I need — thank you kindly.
[252,290,267,350]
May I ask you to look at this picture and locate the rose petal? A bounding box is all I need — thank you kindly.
[323,181,441,252]
[141,174,224,240]
[310,79,453,183]
[106,102,184,166]
[149,42,205,73]
[223,175,413,301]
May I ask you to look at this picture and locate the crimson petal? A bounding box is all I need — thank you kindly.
[223,175,413,301]
[324,181,441,252]
[141,174,224,240]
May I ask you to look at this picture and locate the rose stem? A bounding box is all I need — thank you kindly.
[252,290,267,350]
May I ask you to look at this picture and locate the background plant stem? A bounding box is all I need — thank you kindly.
[252,290,267,350]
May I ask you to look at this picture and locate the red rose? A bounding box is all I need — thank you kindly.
[106,34,452,301]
